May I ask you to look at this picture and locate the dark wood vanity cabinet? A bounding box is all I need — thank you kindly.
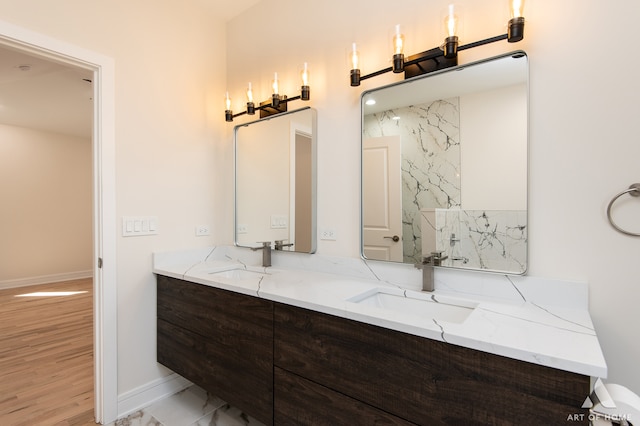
[273,303,590,426]
[156,275,274,425]
[157,275,589,425]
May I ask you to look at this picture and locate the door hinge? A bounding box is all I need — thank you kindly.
[98,257,103,269]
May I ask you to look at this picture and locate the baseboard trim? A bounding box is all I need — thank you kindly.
[117,373,192,419]
[0,270,93,290]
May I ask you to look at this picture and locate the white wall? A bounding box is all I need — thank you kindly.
[0,0,226,397]
[226,0,640,394]
[460,84,527,210]
[0,124,92,284]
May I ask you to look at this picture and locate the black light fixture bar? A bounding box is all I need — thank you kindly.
[225,64,311,122]
[351,2,525,86]
[458,33,508,51]
[358,32,515,84]
[227,94,307,122]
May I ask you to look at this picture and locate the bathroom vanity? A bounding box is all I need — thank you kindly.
[154,247,606,426]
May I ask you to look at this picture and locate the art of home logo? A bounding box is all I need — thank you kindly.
[567,378,633,424]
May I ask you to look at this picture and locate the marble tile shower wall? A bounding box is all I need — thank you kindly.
[363,98,461,264]
[435,209,527,273]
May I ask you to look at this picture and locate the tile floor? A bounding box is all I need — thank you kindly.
[105,386,265,426]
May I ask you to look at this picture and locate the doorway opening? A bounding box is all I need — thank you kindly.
[0,21,118,423]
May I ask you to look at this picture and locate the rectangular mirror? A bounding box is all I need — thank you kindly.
[235,107,317,253]
[361,52,528,274]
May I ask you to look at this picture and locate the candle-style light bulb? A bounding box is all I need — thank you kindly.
[510,0,524,18]
[246,82,255,115]
[392,24,405,73]
[300,62,310,101]
[246,82,253,103]
[301,63,309,86]
[351,43,360,70]
[350,43,361,86]
[271,72,280,107]
[224,91,233,122]
[443,4,459,59]
[508,0,525,42]
[446,4,458,37]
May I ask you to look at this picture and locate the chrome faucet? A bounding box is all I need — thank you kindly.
[415,251,448,292]
[274,240,294,251]
[251,241,272,267]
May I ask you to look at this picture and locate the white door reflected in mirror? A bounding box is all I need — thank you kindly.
[362,136,403,262]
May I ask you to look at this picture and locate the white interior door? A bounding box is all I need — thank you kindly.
[362,136,403,261]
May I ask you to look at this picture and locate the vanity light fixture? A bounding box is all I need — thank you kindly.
[225,63,311,122]
[350,0,526,86]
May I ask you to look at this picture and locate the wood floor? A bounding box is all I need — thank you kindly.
[0,278,95,425]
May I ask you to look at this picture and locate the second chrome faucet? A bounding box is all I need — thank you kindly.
[415,251,448,292]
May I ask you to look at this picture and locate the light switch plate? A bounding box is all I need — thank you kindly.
[270,215,288,229]
[122,216,158,237]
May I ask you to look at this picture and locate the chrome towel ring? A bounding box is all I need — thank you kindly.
[606,183,640,236]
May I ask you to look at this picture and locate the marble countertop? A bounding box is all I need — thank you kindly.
[153,246,607,378]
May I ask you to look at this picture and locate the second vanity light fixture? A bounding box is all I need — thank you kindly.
[225,63,311,122]
[350,0,525,86]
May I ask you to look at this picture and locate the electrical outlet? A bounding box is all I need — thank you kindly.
[237,224,248,234]
[320,228,337,240]
[195,225,211,236]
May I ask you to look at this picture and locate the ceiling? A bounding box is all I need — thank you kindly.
[0,0,262,139]
[0,46,93,138]
[197,0,261,21]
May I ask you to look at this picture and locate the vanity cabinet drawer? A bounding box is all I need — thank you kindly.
[156,275,273,425]
[274,366,417,425]
[273,303,589,426]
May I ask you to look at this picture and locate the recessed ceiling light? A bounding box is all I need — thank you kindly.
[365,99,376,106]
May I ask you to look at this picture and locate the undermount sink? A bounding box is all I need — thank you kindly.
[347,288,477,324]
[209,268,267,281]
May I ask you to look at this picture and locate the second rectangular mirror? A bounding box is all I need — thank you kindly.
[361,52,528,274]
[235,107,317,253]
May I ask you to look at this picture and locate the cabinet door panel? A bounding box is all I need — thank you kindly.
[274,303,589,426]
[157,276,273,425]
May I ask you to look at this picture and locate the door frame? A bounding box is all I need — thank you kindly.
[289,121,312,251]
[0,20,118,423]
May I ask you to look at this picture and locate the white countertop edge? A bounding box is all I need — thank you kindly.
[257,290,607,378]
